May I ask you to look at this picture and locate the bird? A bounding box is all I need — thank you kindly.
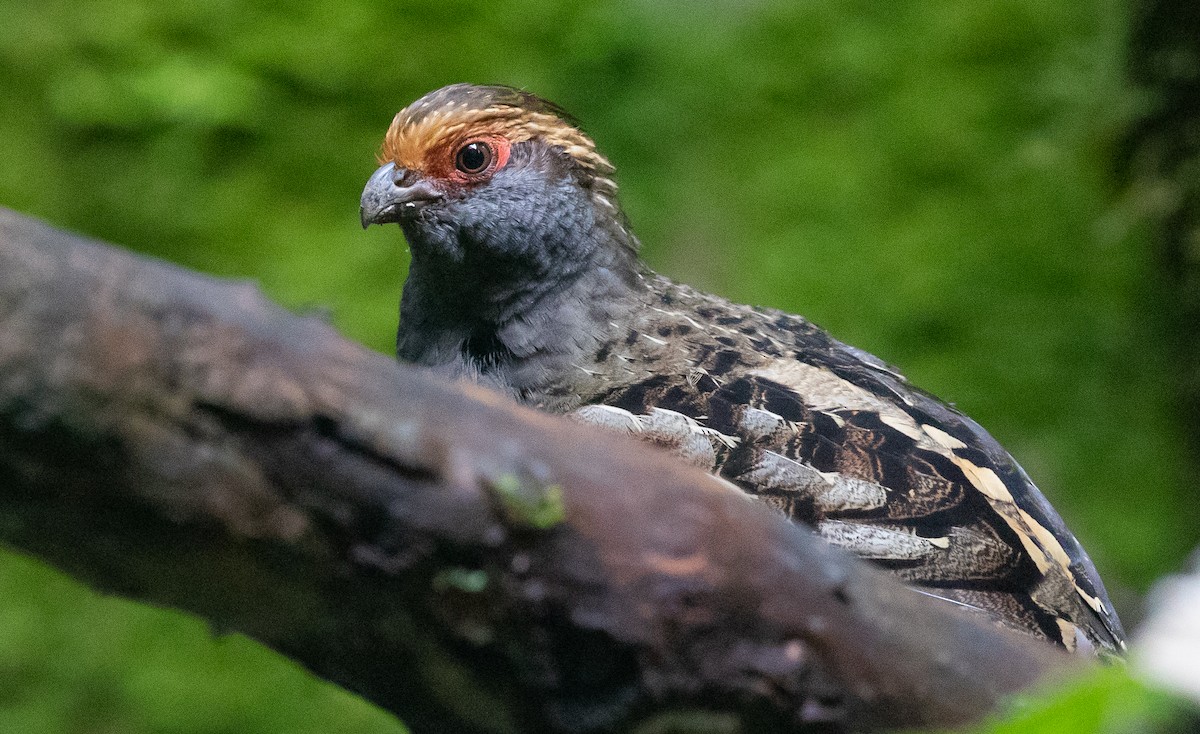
[360,83,1125,656]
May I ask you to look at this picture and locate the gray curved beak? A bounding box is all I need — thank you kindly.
[360,162,442,228]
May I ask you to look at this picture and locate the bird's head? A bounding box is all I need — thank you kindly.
[361,84,638,277]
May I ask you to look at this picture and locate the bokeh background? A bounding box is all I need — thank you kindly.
[1,1,1196,732]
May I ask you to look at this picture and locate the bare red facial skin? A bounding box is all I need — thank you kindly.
[424,134,512,191]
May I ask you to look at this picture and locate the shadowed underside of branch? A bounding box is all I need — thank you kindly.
[0,208,1074,733]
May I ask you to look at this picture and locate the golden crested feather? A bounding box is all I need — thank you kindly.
[379,85,617,189]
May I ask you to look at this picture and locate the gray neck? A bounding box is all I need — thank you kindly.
[395,228,646,398]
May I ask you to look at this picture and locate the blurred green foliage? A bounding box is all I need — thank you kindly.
[0,0,1195,732]
[955,664,1199,734]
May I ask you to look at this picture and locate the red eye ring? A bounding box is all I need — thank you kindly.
[455,141,493,175]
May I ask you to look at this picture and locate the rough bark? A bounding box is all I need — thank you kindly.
[0,208,1075,733]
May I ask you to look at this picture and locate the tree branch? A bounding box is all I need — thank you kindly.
[0,208,1075,733]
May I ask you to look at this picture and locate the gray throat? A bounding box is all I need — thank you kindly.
[396,243,646,401]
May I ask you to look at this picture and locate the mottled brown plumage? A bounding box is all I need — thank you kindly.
[361,84,1125,656]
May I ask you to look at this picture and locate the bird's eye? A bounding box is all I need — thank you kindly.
[455,141,493,175]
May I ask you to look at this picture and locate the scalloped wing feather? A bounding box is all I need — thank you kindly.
[572,280,1125,655]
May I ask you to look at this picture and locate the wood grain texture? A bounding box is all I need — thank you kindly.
[0,208,1077,733]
